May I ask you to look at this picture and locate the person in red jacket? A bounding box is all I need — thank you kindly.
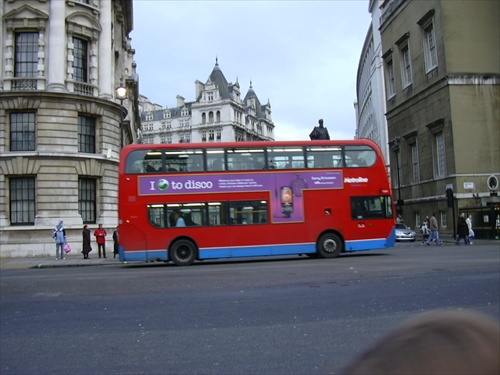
[94,223,108,258]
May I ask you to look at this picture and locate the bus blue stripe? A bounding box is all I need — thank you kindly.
[120,237,395,262]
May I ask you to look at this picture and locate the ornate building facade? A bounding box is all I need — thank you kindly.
[139,60,275,144]
[0,0,140,257]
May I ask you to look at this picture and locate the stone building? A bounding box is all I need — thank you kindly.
[379,0,499,237]
[0,0,140,257]
[355,0,390,169]
[140,60,275,144]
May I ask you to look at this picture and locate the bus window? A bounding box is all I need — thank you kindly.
[267,147,305,169]
[126,150,162,173]
[227,148,266,171]
[306,146,343,168]
[345,145,377,168]
[229,200,268,224]
[165,203,206,227]
[148,204,167,227]
[207,149,225,171]
[165,149,194,172]
[351,196,393,219]
[208,202,229,225]
[181,149,204,172]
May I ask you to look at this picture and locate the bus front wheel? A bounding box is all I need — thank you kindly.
[170,239,197,266]
[317,233,342,258]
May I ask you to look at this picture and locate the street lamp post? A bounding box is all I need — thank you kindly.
[391,137,403,214]
[115,84,128,149]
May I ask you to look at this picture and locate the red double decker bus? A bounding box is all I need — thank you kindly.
[118,140,396,265]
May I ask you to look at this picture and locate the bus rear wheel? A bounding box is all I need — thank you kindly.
[317,233,342,258]
[170,239,197,266]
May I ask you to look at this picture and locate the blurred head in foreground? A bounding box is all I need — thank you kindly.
[339,310,500,375]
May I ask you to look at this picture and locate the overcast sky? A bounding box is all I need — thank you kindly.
[131,0,372,141]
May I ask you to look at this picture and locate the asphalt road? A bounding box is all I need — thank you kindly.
[1,244,499,375]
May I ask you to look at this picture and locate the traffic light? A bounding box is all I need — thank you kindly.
[446,188,454,207]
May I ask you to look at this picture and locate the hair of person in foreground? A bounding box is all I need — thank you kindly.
[338,309,500,375]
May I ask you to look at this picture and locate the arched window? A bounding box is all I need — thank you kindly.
[216,111,221,123]
[209,111,214,124]
[202,112,206,124]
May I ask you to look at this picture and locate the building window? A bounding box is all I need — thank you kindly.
[216,129,222,141]
[10,177,36,225]
[209,112,214,124]
[15,32,38,78]
[386,58,396,98]
[202,113,206,124]
[423,23,438,72]
[73,37,88,82]
[216,111,221,123]
[440,211,447,229]
[10,112,36,151]
[201,131,207,142]
[207,92,214,101]
[400,43,413,88]
[209,130,215,141]
[79,178,96,224]
[410,142,419,183]
[78,115,96,153]
[434,132,446,178]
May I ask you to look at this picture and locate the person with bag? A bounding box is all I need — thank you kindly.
[94,223,107,258]
[53,220,67,260]
[82,225,92,259]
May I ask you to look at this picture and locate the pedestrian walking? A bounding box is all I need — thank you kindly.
[466,214,474,245]
[82,225,92,259]
[53,220,67,260]
[420,216,430,245]
[94,223,107,258]
[456,213,469,245]
[113,226,119,258]
[426,213,442,246]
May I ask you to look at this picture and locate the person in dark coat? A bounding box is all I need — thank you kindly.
[113,227,119,258]
[456,213,469,245]
[82,225,92,259]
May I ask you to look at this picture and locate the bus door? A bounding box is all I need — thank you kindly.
[347,196,393,250]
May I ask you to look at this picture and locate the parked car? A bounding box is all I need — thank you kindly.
[395,223,416,242]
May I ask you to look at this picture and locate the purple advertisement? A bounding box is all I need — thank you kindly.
[138,171,343,223]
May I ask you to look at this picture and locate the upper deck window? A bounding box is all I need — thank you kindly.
[226,148,266,171]
[306,146,343,168]
[125,143,378,174]
[267,147,305,169]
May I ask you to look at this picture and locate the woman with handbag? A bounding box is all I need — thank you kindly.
[53,220,66,260]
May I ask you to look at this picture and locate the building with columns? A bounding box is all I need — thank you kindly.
[0,0,140,257]
[140,60,275,144]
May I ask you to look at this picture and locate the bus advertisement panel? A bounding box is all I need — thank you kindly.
[118,140,396,265]
[139,170,343,223]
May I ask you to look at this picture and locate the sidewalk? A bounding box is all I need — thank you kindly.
[0,254,122,270]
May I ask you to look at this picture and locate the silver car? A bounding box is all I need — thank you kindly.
[395,223,416,242]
